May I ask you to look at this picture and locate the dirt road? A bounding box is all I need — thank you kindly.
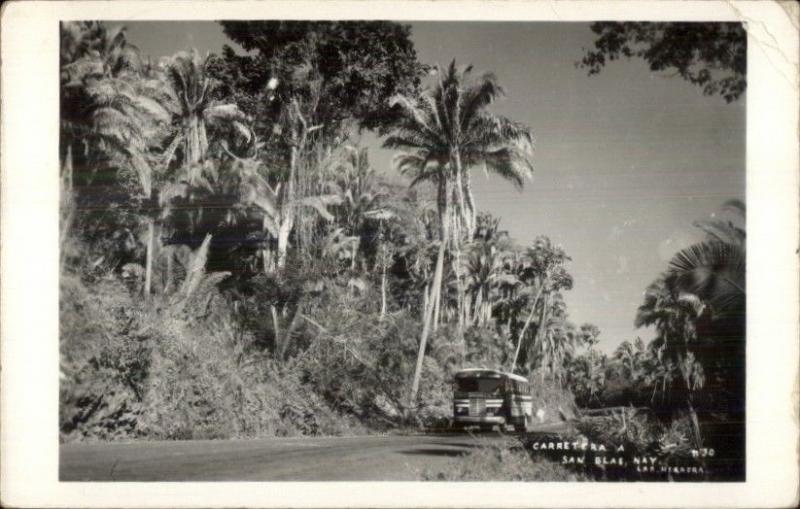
[61,432,524,481]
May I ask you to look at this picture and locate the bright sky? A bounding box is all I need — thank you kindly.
[121,21,745,353]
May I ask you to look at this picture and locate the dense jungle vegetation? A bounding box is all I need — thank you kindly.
[59,20,745,478]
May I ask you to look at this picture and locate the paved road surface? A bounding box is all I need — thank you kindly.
[60,426,566,481]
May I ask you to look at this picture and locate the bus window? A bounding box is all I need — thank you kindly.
[455,377,503,394]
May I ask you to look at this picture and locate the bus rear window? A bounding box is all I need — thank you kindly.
[455,378,503,394]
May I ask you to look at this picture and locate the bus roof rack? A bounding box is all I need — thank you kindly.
[454,368,529,384]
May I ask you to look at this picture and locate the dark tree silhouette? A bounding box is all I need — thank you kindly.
[580,22,746,102]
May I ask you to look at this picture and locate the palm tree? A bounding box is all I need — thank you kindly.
[641,343,676,406]
[386,60,534,240]
[667,205,745,315]
[147,48,258,288]
[60,22,172,296]
[160,150,342,277]
[160,49,252,171]
[639,202,745,372]
[635,201,746,455]
[538,319,577,386]
[568,348,607,404]
[389,147,450,405]
[614,337,647,382]
[386,60,534,405]
[327,145,395,269]
[330,146,380,226]
[60,22,170,186]
[460,214,512,326]
[664,200,746,452]
[510,237,573,372]
[60,21,139,76]
[464,237,505,327]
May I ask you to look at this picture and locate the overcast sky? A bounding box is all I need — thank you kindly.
[120,21,746,353]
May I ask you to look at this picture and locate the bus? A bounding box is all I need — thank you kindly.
[452,368,534,432]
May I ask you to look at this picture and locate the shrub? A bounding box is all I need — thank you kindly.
[420,437,591,481]
[299,292,456,429]
[135,297,366,440]
[575,408,662,451]
[528,373,580,424]
[60,273,149,442]
[573,409,706,480]
[60,270,367,442]
[461,326,513,370]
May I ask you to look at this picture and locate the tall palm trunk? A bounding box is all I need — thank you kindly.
[277,221,292,270]
[450,151,469,333]
[431,176,451,332]
[379,240,389,320]
[451,238,465,334]
[431,266,442,331]
[463,291,473,326]
[185,115,202,168]
[380,261,387,319]
[421,282,430,320]
[410,229,446,406]
[277,144,298,270]
[141,145,155,299]
[165,245,174,294]
[536,292,551,383]
[144,218,155,297]
[472,288,483,326]
[461,168,476,240]
[451,150,471,239]
[410,175,450,406]
[511,283,545,372]
[60,145,76,272]
[262,213,274,273]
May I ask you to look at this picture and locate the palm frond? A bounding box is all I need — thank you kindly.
[179,233,213,297]
[459,72,504,131]
[363,208,396,221]
[204,103,248,123]
[475,147,533,188]
[721,199,746,217]
[159,180,190,208]
[383,133,440,152]
[667,241,745,313]
[294,194,342,222]
[389,94,441,143]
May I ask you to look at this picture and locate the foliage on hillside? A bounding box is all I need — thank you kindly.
[60,269,366,441]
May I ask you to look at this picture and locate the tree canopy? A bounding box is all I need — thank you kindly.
[580,22,746,102]
[216,21,426,137]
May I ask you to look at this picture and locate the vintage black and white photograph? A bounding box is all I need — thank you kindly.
[55,18,751,483]
[0,1,797,507]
